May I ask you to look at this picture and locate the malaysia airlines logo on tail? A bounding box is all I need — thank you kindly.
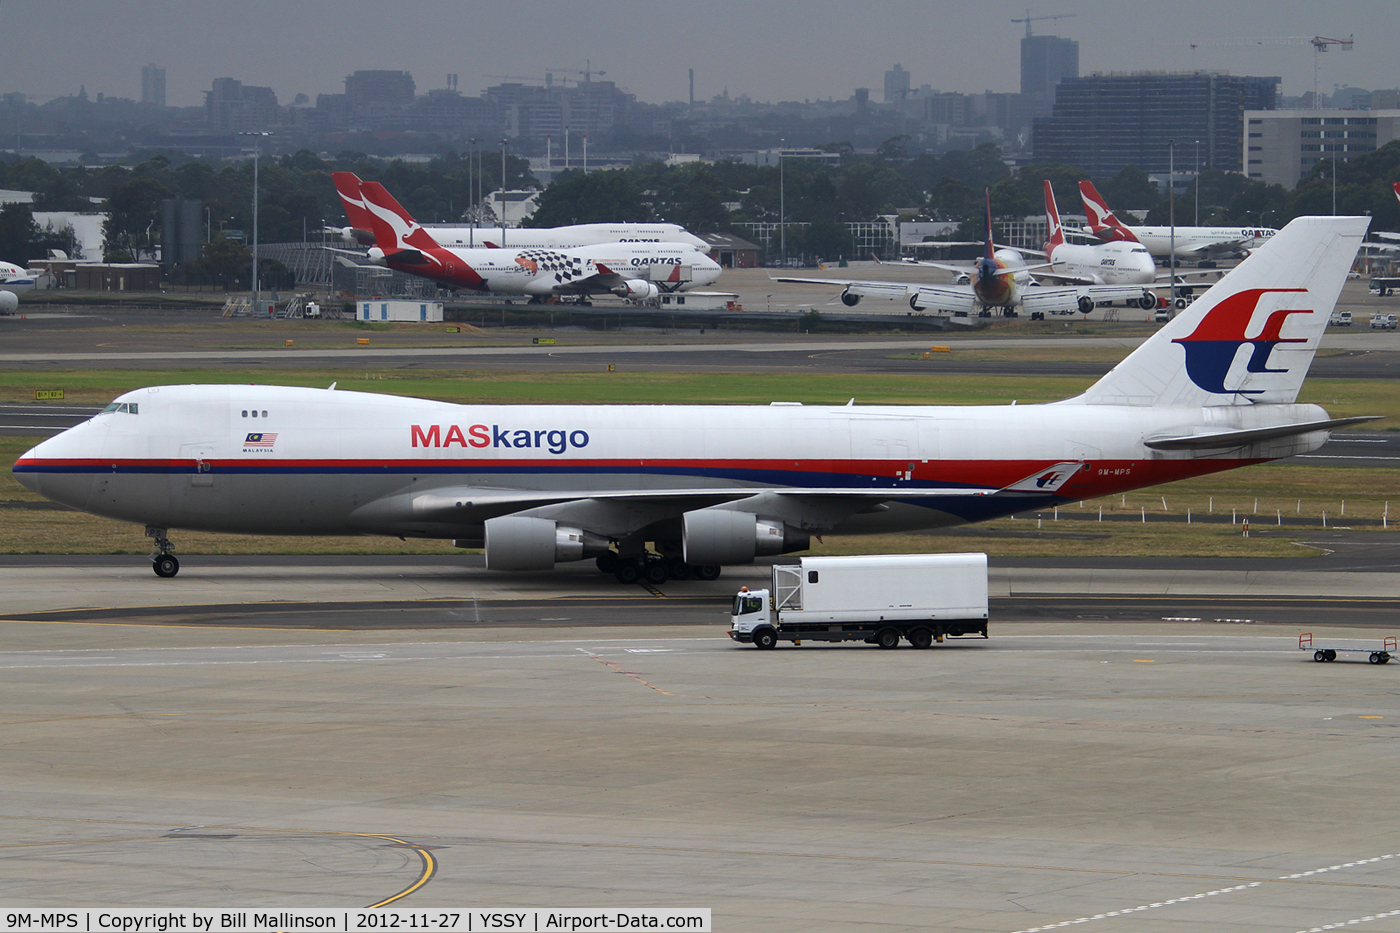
[1078,181,1140,244]
[1171,288,1312,394]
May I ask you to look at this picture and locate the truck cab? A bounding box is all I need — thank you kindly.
[730,588,775,644]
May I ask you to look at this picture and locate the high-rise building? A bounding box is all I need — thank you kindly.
[884,64,910,104]
[344,70,416,110]
[1020,36,1078,97]
[1033,72,1280,176]
[141,64,166,108]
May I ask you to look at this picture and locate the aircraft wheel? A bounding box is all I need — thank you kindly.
[753,628,778,650]
[907,628,933,650]
[615,562,641,585]
[696,564,721,581]
[666,558,691,581]
[595,553,620,574]
[642,560,669,585]
[153,555,180,578]
[875,628,901,650]
[1314,650,1326,662]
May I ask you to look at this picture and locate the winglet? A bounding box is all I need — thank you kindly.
[596,262,615,275]
[994,461,1085,495]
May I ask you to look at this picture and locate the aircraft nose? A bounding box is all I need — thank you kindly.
[12,441,43,493]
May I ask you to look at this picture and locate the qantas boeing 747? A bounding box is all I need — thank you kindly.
[13,215,1375,581]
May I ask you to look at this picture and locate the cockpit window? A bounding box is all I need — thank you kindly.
[100,402,138,415]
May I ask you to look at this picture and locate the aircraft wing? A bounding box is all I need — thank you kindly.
[1021,284,1150,314]
[349,463,1087,538]
[1374,231,1400,242]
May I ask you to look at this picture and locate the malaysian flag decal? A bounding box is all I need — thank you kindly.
[244,432,278,449]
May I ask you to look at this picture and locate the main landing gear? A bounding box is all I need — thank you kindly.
[146,525,179,578]
[596,552,721,585]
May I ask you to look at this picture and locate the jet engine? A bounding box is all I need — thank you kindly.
[0,291,17,314]
[1078,296,1095,314]
[840,289,861,307]
[484,515,610,571]
[953,273,971,285]
[366,247,387,266]
[614,279,659,300]
[681,509,810,565]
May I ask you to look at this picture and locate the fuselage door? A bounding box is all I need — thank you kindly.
[181,443,216,487]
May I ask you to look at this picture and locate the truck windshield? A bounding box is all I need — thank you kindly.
[733,595,765,615]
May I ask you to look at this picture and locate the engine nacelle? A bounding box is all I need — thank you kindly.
[0,291,17,314]
[1077,295,1095,314]
[484,515,609,571]
[366,247,387,266]
[840,289,861,307]
[614,278,659,300]
[681,510,811,565]
[953,273,971,285]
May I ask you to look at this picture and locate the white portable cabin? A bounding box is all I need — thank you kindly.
[359,300,445,322]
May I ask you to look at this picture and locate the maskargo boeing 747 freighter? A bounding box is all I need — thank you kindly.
[13,216,1375,582]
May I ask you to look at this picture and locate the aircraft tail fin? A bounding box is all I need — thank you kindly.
[1078,180,1140,243]
[1070,215,1369,408]
[1042,180,1066,253]
[331,173,379,242]
[983,188,996,261]
[356,181,444,253]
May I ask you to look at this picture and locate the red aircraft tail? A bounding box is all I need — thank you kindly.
[1079,180,1140,244]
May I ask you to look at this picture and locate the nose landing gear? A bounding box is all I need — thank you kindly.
[146,526,179,578]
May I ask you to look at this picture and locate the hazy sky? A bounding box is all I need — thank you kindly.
[2,1,1395,107]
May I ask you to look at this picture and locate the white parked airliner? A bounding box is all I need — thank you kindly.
[13,216,1375,582]
[0,260,32,313]
[1079,180,1278,263]
[329,172,708,250]
[340,174,721,301]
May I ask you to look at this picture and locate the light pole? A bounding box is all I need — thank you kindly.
[778,141,786,266]
[239,131,270,314]
[500,137,509,247]
[1194,139,1200,226]
[468,137,476,247]
[1168,139,1176,309]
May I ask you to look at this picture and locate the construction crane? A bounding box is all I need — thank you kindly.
[1180,35,1353,103]
[544,60,606,87]
[1011,11,1076,38]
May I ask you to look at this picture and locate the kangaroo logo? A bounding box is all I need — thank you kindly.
[1172,288,1312,394]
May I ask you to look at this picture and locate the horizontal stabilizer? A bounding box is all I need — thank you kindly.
[386,248,431,265]
[1144,416,1382,451]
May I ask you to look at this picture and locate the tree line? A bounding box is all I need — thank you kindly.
[0,138,1396,268]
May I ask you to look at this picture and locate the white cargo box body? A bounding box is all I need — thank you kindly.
[775,553,988,624]
[360,300,444,322]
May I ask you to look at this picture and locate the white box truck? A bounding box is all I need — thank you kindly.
[728,553,989,650]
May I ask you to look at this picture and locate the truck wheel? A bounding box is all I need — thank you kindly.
[908,628,933,649]
[1314,650,1326,662]
[875,628,900,650]
[1325,649,1337,662]
[1370,652,1383,664]
[754,628,777,650]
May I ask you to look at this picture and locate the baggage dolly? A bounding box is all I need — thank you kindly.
[1298,632,1396,664]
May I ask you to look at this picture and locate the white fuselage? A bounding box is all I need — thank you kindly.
[425,222,709,251]
[13,384,1329,541]
[372,240,723,295]
[1128,226,1278,260]
[1047,239,1157,285]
